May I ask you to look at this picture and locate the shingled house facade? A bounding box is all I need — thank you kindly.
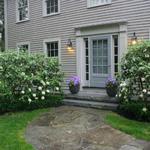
[4,0,150,89]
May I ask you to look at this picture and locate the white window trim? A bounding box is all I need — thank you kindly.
[16,41,31,53]
[16,0,30,23]
[87,0,111,8]
[42,0,60,17]
[43,38,61,61]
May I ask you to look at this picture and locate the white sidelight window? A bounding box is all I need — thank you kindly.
[43,0,60,16]
[17,0,29,22]
[17,42,30,52]
[87,0,111,7]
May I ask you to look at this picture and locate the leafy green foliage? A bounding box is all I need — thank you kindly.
[117,41,150,122]
[0,51,64,113]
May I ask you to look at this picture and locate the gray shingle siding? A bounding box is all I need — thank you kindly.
[6,0,150,81]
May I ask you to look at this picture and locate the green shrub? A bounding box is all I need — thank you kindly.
[118,101,150,122]
[117,41,150,122]
[0,51,64,113]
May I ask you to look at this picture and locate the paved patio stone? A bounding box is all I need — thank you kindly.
[25,106,150,150]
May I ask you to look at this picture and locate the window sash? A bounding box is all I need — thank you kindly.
[88,0,111,7]
[17,0,29,21]
[47,42,59,57]
[46,0,58,14]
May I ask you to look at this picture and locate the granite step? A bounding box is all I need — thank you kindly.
[63,99,118,111]
[65,94,118,104]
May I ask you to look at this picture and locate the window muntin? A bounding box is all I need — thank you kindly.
[46,0,59,15]
[17,0,29,21]
[46,41,58,57]
[88,0,111,7]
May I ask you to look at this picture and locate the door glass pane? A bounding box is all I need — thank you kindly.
[93,47,97,56]
[103,40,108,56]
[93,40,97,48]
[93,66,97,74]
[103,57,108,65]
[98,40,103,56]
[97,66,103,74]
[103,66,108,74]
[98,57,102,65]
[93,57,97,65]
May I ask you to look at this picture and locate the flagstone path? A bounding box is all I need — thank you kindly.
[25,106,150,150]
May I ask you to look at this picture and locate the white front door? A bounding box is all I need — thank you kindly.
[90,36,111,87]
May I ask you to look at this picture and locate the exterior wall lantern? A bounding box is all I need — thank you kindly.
[131,32,137,45]
[67,39,74,52]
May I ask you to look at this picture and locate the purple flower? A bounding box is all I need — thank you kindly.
[106,77,117,87]
[67,76,80,87]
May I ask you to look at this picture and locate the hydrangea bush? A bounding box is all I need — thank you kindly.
[117,41,150,121]
[0,51,64,113]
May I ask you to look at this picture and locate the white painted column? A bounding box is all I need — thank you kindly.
[76,37,85,91]
[119,24,128,62]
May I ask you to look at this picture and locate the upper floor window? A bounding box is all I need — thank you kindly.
[43,0,60,16]
[17,0,29,22]
[87,0,111,8]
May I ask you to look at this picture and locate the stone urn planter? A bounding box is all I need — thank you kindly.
[106,87,117,97]
[69,84,80,94]
[105,77,117,97]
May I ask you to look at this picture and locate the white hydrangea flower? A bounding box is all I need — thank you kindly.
[46,89,50,93]
[139,94,144,98]
[145,54,149,58]
[141,78,145,82]
[56,87,59,91]
[42,91,45,95]
[21,90,25,94]
[120,81,127,87]
[38,86,42,90]
[35,97,38,100]
[46,81,50,85]
[148,91,150,95]
[28,88,32,92]
[41,80,46,86]
[41,96,45,100]
[142,107,147,112]
[143,89,147,93]
[33,93,36,97]
[21,72,25,76]
[28,98,32,103]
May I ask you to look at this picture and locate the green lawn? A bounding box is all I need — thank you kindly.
[105,112,150,141]
[0,109,49,150]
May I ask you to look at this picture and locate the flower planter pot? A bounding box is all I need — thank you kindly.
[69,84,80,94]
[106,87,117,97]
